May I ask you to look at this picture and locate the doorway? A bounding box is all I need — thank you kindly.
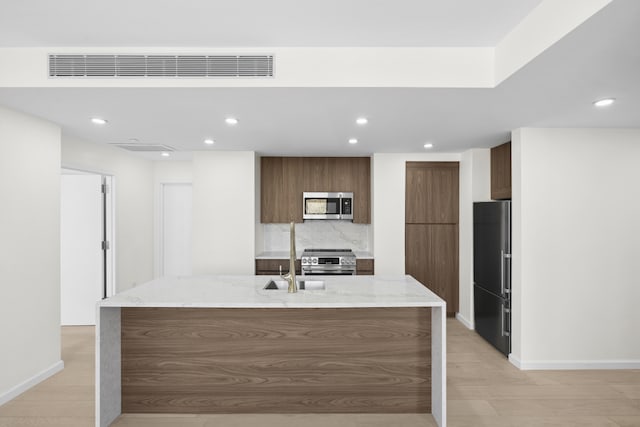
[60,169,114,325]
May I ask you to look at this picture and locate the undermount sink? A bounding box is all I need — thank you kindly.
[263,279,326,291]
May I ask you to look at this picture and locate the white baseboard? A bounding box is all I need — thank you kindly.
[509,354,640,370]
[0,360,64,406]
[455,312,474,330]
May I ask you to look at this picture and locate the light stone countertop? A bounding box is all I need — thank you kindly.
[99,275,443,309]
[255,251,374,259]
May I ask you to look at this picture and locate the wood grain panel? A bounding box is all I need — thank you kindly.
[491,141,511,200]
[356,259,374,275]
[261,157,284,223]
[261,157,304,223]
[406,224,458,316]
[328,157,354,192]
[406,162,459,224]
[282,157,304,222]
[405,162,459,316]
[303,157,330,191]
[121,307,430,414]
[262,156,371,224]
[255,259,301,275]
[352,157,371,224]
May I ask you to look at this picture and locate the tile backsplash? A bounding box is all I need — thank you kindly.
[263,221,371,252]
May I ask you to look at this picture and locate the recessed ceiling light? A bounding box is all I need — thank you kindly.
[161,152,170,157]
[356,117,368,125]
[424,143,434,149]
[91,117,108,125]
[225,117,239,125]
[593,98,615,107]
[348,138,358,144]
[128,138,139,143]
[204,139,215,145]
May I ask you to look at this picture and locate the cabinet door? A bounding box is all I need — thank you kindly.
[261,157,303,223]
[405,224,458,316]
[328,157,354,192]
[303,157,330,191]
[352,158,371,224]
[356,259,374,275]
[491,142,511,200]
[255,259,301,275]
[282,157,304,222]
[261,157,283,223]
[406,162,458,224]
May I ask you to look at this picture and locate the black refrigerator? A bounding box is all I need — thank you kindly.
[473,201,511,356]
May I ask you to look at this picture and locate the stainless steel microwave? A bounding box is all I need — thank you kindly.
[302,192,353,220]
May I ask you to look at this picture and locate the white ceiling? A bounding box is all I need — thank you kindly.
[0,0,542,47]
[1,0,639,159]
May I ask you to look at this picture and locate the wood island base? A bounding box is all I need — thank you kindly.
[120,307,431,414]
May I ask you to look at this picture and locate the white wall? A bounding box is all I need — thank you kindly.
[192,152,256,274]
[0,106,63,403]
[372,153,462,275]
[61,135,154,292]
[458,149,491,328]
[511,128,640,369]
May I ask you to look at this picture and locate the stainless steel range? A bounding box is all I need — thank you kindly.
[301,248,356,275]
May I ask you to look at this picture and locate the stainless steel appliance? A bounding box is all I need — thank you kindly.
[303,192,353,220]
[301,248,356,275]
[473,201,511,356]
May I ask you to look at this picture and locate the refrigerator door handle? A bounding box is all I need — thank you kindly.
[501,305,511,337]
[500,250,505,295]
[501,250,511,295]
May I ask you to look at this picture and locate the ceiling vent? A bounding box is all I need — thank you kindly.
[109,143,175,152]
[49,54,274,78]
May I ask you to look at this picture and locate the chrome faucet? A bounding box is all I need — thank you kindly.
[279,222,297,293]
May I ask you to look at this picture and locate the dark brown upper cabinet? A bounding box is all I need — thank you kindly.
[405,162,459,224]
[261,157,371,224]
[261,157,304,223]
[491,141,511,200]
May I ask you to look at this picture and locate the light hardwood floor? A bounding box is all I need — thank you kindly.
[1,320,638,427]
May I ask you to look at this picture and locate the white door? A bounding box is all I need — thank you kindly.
[60,174,103,325]
[161,184,192,277]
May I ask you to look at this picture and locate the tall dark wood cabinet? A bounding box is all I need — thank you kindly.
[405,162,459,316]
[491,141,511,200]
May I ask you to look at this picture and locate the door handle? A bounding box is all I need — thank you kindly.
[501,250,511,296]
[500,250,505,295]
[501,305,511,337]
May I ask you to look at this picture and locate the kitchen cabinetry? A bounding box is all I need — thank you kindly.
[261,157,304,223]
[255,259,301,276]
[405,162,458,223]
[356,259,374,275]
[491,141,511,200]
[261,157,371,224]
[405,162,459,316]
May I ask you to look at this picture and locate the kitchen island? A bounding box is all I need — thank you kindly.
[96,275,446,427]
